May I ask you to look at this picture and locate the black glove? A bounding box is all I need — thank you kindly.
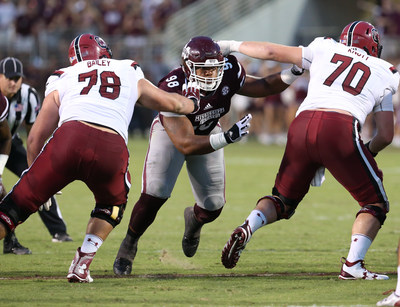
[291,64,304,76]
[224,114,252,143]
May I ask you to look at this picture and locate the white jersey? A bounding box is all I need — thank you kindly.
[45,59,144,143]
[297,37,400,126]
[7,83,40,136]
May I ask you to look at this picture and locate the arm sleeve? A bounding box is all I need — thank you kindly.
[373,91,394,113]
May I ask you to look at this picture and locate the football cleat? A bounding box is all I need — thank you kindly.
[113,234,138,275]
[221,221,252,269]
[182,207,203,257]
[67,247,95,283]
[338,257,389,280]
[52,233,73,243]
[3,231,32,255]
[377,291,400,306]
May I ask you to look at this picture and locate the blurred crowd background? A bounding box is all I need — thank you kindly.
[0,0,399,145]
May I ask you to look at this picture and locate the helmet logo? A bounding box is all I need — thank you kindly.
[371,28,380,44]
[95,36,108,49]
[182,46,190,60]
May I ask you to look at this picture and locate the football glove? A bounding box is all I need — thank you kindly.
[224,114,252,143]
[39,198,52,211]
[182,80,200,113]
[291,64,304,76]
[38,191,62,211]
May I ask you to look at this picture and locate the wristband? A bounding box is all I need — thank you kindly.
[0,154,9,175]
[230,41,243,53]
[280,68,300,85]
[190,98,199,114]
[209,132,229,151]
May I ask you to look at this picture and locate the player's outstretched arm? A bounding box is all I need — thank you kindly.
[137,79,198,114]
[239,65,304,97]
[218,40,303,67]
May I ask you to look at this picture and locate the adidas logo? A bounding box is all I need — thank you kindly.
[204,103,212,110]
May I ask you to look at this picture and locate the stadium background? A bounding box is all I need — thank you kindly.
[0,0,399,142]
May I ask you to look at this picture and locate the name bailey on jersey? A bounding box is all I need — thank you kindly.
[87,59,111,67]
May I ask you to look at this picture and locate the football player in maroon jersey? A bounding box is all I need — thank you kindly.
[113,36,303,275]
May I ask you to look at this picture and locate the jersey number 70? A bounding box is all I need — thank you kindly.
[323,53,371,96]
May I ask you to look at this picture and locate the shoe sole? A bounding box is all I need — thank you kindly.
[67,273,93,283]
[339,273,389,280]
[222,232,244,268]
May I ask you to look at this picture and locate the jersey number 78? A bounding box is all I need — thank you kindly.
[78,69,121,100]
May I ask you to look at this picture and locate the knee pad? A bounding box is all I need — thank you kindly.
[194,204,222,224]
[259,188,299,220]
[91,203,126,228]
[356,204,388,226]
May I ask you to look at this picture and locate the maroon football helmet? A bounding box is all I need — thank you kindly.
[339,21,382,58]
[68,33,112,65]
[181,36,225,92]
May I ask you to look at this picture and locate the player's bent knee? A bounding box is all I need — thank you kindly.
[194,204,222,224]
[356,204,388,226]
[258,188,300,220]
[91,203,127,227]
[201,195,225,212]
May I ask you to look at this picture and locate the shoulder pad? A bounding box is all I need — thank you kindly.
[51,70,64,77]
[131,61,140,70]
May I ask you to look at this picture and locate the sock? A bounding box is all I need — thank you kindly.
[81,234,103,253]
[395,266,400,296]
[246,210,267,233]
[346,234,372,263]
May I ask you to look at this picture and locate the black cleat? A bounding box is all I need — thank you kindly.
[113,234,138,275]
[52,233,73,243]
[3,231,32,255]
[182,207,203,257]
[113,258,133,276]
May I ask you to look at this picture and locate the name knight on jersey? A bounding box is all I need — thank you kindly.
[348,48,370,60]
[87,59,111,67]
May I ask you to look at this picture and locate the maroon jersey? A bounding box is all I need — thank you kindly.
[158,55,246,135]
[0,91,9,122]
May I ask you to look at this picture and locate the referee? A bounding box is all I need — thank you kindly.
[0,57,72,254]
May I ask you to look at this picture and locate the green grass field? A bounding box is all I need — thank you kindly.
[0,137,399,306]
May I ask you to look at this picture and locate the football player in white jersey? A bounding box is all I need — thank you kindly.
[0,57,72,256]
[0,33,199,283]
[218,21,400,280]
